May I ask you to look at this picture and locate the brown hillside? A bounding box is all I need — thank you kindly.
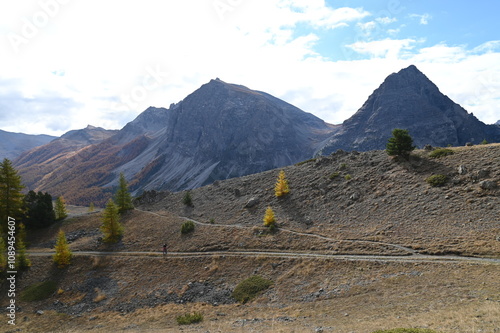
[137,144,500,257]
[2,145,499,333]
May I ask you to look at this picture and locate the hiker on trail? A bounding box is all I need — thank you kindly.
[162,243,167,255]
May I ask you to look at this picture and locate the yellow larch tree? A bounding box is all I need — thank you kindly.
[263,206,276,227]
[274,170,290,197]
[53,230,72,268]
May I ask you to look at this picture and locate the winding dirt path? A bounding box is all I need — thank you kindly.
[38,209,497,265]
[28,249,500,265]
[141,209,418,255]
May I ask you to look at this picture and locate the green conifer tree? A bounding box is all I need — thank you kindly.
[16,223,30,270]
[386,129,416,160]
[100,199,123,243]
[0,158,25,231]
[0,235,6,272]
[115,173,134,213]
[53,230,72,268]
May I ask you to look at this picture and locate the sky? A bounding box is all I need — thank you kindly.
[0,0,499,136]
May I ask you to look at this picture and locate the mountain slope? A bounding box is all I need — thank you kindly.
[318,65,500,154]
[14,125,118,193]
[17,80,335,205]
[124,79,335,191]
[0,130,56,160]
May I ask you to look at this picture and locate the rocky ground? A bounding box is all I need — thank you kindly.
[136,144,500,257]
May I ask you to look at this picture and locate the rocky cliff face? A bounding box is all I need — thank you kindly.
[124,79,335,191]
[318,65,500,155]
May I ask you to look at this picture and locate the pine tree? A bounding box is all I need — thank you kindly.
[274,170,290,197]
[16,223,30,270]
[23,191,56,229]
[386,129,416,160]
[263,206,276,227]
[88,202,95,212]
[0,158,25,231]
[53,230,72,268]
[100,199,123,243]
[0,235,6,272]
[55,196,68,220]
[115,173,133,213]
[182,191,193,207]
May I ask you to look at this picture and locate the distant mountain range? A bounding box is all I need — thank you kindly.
[14,80,334,205]
[0,130,56,160]
[10,66,500,205]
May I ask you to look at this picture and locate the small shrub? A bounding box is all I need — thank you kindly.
[426,174,448,187]
[480,139,488,145]
[20,281,58,301]
[183,191,193,207]
[176,312,204,325]
[345,174,352,181]
[329,172,340,180]
[429,148,454,158]
[209,218,215,224]
[339,163,347,170]
[232,275,273,304]
[181,220,195,234]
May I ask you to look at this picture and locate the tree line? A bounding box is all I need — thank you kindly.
[0,158,133,271]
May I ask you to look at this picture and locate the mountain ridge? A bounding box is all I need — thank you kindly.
[12,66,500,205]
[0,130,56,160]
[15,79,335,205]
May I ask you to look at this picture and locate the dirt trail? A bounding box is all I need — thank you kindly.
[141,209,418,255]
[28,249,500,265]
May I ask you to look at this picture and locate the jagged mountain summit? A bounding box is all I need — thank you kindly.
[16,79,335,205]
[0,129,56,160]
[318,65,500,155]
[123,79,335,191]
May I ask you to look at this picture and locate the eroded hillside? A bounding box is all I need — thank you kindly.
[137,144,500,257]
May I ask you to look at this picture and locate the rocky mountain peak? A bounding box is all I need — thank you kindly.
[318,65,500,154]
[380,65,437,92]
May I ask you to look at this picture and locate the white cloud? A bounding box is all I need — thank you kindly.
[347,39,417,59]
[376,17,397,25]
[410,13,432,25]
[280,1,370,29]
[0,1,499,137]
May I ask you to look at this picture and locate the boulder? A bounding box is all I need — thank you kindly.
[479,180,497,190]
